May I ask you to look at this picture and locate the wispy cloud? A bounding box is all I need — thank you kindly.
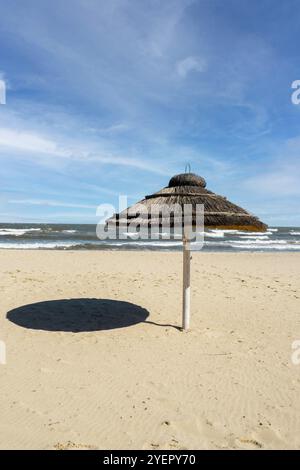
[0,126,168,175]
[176,56,206,78]
[0,72,6,105]
[0,127,65,155]
[8,199,97,209]
[96,123,130,134]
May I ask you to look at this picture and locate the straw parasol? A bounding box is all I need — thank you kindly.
[107,171,267,330]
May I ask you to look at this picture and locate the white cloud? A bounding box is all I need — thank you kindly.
[96,123,129,134]
[8,199,96,209]
[0,79,6,105]
[0,127,64,155]
[0,126,168,175]
[176,56,206,78]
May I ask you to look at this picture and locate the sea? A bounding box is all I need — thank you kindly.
[0,223,300,252]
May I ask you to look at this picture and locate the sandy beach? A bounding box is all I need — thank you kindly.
[0,250,300,450]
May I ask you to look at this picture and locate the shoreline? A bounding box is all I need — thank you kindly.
[0,248,300,254]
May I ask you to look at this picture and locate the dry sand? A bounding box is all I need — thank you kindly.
[0,250,300,450]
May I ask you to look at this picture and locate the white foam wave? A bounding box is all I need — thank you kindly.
[210,229,272,236]
[230,239,287,245]
[239,231,273,236]
[107,241,183,247]
[0,241,77,249]
[205,231,225,238]
[122,232,186,239]
[230,244,300,251]
[205,240,300,251]
[0,228,41,236]
[239,235,270,240]
[210,229,238,234]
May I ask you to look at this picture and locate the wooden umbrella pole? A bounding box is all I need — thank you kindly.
[182,237,191,330]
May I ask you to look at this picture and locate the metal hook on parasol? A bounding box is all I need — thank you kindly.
[185,163,191,173]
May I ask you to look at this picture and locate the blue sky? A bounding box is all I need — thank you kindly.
[0,0,300,225]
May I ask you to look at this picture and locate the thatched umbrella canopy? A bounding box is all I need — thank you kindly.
[108,172,267,231]
[107,172,267,330]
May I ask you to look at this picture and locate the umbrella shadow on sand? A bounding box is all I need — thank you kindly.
[6,298,179,332]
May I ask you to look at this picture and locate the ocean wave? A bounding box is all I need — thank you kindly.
[1,237,299,251]
[0,241,78,249]
[239,231,273,236]
[0,240,184,249]
[229,239,288,245]
[229,244,300,251]
[0,228,41,236]
[39,228,79,234]
[210,229,273,236]
[204,240,300,251]
[205,231,225,238]
[239,235,270,240]
[0,225,299,252]
[106,240,183,247]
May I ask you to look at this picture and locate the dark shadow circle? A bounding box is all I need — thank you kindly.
[7,298,149,332]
